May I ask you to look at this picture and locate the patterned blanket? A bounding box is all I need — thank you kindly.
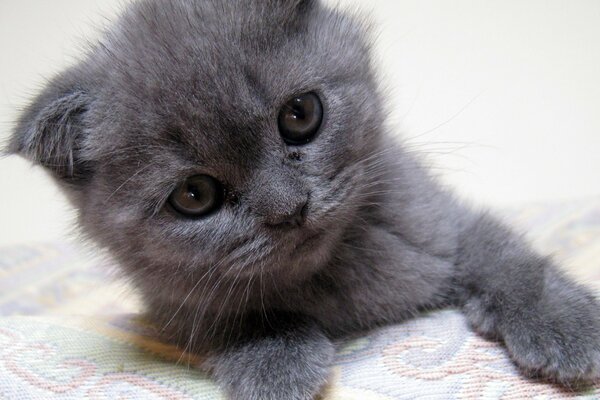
[1,198,599,399]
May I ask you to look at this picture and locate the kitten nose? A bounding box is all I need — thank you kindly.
[249,165,309,228]
[265,197,308,227]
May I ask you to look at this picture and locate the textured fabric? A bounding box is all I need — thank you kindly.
[1,311,599,399]
[1,198,599,399]
[0,243,141,317]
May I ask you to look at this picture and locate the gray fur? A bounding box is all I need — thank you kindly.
[8,0,600,398]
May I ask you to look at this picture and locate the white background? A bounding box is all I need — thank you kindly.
[1,0,599,246]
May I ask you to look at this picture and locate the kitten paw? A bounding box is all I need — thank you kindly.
[215,342,333,400]
[506,330,600,384]
[503,297,600,384]
[211,319,334,400]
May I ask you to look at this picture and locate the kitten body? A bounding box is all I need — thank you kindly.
[9,1,600,399]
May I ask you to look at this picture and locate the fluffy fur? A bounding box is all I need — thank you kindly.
[9,1,600,399]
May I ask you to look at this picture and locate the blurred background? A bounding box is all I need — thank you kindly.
[1,0,599,246]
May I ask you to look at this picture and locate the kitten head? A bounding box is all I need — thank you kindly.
[10,0,385,288]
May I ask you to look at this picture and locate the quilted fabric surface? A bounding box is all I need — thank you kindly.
[1,198,599,399]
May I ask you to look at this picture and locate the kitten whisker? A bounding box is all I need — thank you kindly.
[402,91,483,142]
[104,164,154,202]
[161,254,229,334]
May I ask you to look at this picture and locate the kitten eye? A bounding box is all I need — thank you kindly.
[278,92,323,145]
[169,175,223,217]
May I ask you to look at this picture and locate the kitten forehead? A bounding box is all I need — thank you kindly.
[95,0,370,106]
[102,0,314,88]
[86,0,372,160]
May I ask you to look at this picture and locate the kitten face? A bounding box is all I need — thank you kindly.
[14,0,384,284]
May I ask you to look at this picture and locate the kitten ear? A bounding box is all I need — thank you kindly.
[9,79,94,185]
[268,0,316,17]
[282,0,315,9]
[270,0,317,31]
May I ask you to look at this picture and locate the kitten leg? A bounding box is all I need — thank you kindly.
[206,313,334,400]
[455,213,600,384]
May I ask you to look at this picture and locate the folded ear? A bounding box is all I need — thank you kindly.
[9,82,94,185]
[278,0,315,15]
[278,0,314,8]
[262,0,316,22]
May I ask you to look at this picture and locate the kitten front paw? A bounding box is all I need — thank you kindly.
[211,320,334,400]
[220,362,330,400]
[505,327,600,384]
[503,294,600,384]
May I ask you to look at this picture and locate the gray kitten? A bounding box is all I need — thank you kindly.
[8,0,600,399]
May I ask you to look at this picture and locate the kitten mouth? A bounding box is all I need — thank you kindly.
[294,230,324,252]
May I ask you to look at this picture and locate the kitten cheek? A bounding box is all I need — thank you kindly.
[109,209,140,226]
